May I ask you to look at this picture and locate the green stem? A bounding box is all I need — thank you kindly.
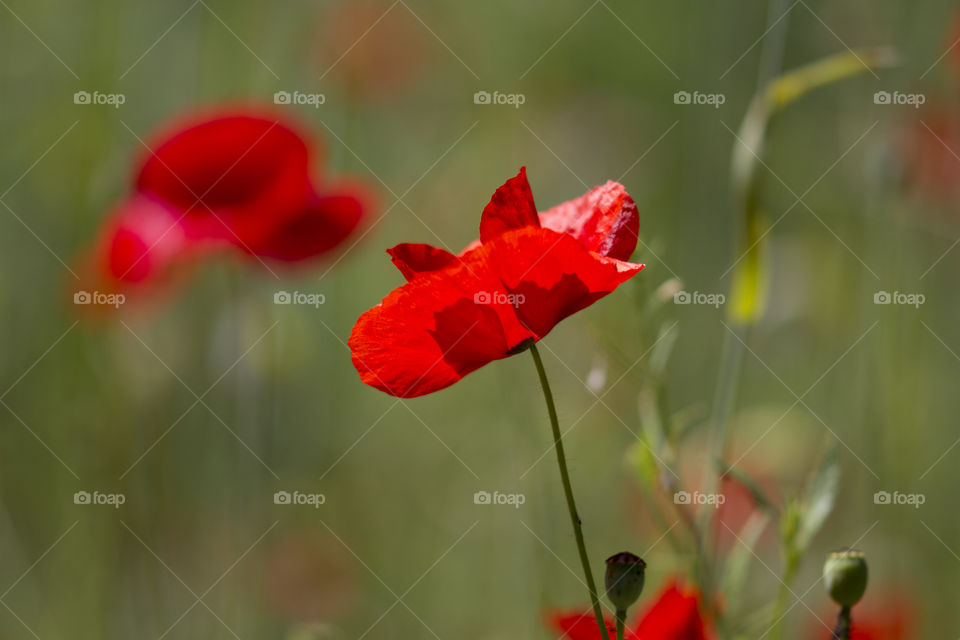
[701,0,790,544]
[768,552,799,640]
[831,606,852,639]
[615,608,627,640]
[697,323,746,598]
[529,343,610,640]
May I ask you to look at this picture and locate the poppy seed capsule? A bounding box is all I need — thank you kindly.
[605,552,646,610]
[823,549,868,607]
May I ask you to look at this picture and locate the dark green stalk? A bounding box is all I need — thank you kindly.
[615,608,627,640]
[529,343,610,640]
[831,606,852,639]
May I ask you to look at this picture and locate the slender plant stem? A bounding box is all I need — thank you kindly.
[768,552,799,640]
[831,606,852,639]
[698,323,746,597]
[699,0,791,602]
[615,608,627,640]
[529,343,610,640]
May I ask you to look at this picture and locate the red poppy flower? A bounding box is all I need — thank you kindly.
[901,107,960,202]
[949,10,960,74]
[349,168,643,397]
[548,579,713,640]
[239,185,368,262]
[314,0,429,100]
[85,110,370,291]
[809,596,914,640]
[264,529,359,623]
[713,467,778,549]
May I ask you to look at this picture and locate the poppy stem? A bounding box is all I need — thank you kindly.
[615,608,627,640]
[831,605,852,639]
[529,343,611,640]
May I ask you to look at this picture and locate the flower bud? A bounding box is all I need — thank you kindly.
[823,549,868,607]
[605,551,646,611]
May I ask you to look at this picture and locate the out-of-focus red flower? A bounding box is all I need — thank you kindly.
[314,0,428,100]
[83,110,371,296]
[948,9,960,74]
[901,108,960,201]
[810,596,914,640]
[712,469,778,549]
[900,14,960,205]
[263,530,359,624]
[547,579,713,640]
[348,167,643,397]
[239,187,367,262]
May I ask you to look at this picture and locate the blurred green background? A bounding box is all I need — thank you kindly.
[1,0,959,637]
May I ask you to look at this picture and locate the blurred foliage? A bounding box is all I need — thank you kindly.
[2,0,960,638]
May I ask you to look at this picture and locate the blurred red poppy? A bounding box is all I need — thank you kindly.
[713,468,778,549]
[84,110,371,293]
[899,13,960,206]
[809,596,914,640]
[314,0,429,100]
[349,168,643,397]
[901,107,960,202]
[548,579,713,640]
[949,9,960,73]
[263,530,359,623]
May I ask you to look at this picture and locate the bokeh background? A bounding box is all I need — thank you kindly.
[1,0,958,637]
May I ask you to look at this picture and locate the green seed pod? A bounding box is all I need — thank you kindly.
[823,549,868,607]
[605,552,647,611]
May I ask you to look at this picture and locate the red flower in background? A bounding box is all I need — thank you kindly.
[713,469,779,549]
[809,597,914,640]
[348,168,643,397]
[548,579,713,640]
[847,612,911,640]
[314,0,428,100]
[898,15,960,206]
[84,110,371,293]
[950,9,960,73]
[264,529,359,624]
[901,108,960,202]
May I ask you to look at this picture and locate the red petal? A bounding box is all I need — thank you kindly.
[244,190,367,262]
[349,254,534,398]
[479,167,540,243]
[457,238,482,256]
[74,195,221,315]
[546,611,621,640]
[98,196,195,284]
[136,113,314,246]
[485,227,643,338]
[539,181,639,260]
[387,243,458,281]
[633,580,713,640]
[349,227,642,397]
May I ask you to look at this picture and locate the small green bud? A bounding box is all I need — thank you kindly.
[823,548,868,607]
[605,551,646,611]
